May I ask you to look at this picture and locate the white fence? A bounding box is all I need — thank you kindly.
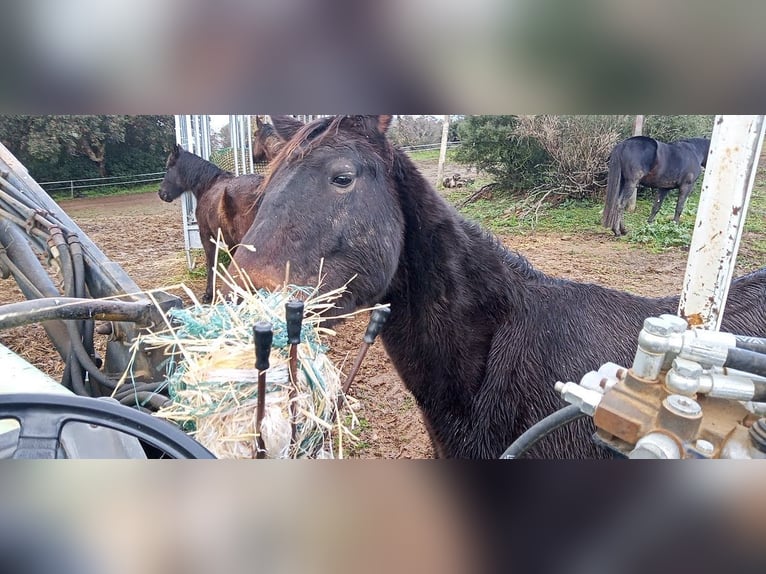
[38,172,165,197]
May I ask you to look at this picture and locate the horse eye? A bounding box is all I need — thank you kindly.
[331,173,354,188]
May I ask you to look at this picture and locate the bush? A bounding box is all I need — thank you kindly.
[454,115,550,191]
[454,115,715,205]
[643,115,715,142]
[512,115,630,199]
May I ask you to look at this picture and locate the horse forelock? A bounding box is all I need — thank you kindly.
[260,115,393,191]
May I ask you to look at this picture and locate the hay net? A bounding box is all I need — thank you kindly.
[132,282,361,459]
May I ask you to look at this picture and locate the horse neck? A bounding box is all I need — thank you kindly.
[380,149,541,382]
[180,154,228,200]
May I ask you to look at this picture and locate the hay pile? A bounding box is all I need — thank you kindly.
[127,271,364,459]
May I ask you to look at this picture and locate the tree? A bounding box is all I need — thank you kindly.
[0,115,175,184]
[389,115,443,147]
[25,116,129,177]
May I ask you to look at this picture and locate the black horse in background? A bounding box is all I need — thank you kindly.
[602,136,710,236]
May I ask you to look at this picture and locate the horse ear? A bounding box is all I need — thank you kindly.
[270,115,305,141]
[375,115,393,134]
[343,115,393,137]
[167,144,181,167]
[255,115,264,129]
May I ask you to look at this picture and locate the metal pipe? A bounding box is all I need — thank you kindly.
[340,307,391,397]
[0,218,71,361]
[285,300,304,446]
[0,297,154,331]
[253,321,273,459]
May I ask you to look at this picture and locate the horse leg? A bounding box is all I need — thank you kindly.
[647,189,670,223]
[626,184,639,212]
[615,178,640,236]
[673,181,694,224]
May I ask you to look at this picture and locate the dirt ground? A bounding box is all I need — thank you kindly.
[0,156,757,458]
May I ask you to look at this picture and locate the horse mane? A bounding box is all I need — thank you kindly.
[388,138,553,286]
[176,147,232,194]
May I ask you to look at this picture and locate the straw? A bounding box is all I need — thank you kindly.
[126,246,367,458]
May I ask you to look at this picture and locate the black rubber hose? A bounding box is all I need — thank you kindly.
[734,335,766,355]
[500,405,587,460]
[117,391,172,411]
[113,382,169,401]
[55,234,91,396]
[724,347,766,380]
[64,320,117,390]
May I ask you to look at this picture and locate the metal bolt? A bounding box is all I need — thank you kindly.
[672,357,703,379]
[643,317,673,337]
[630,432,681,459]
[659,314,689,334]
[664,394,702,417]
[695,439,715,455]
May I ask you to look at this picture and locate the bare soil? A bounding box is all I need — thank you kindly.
[0,157,729,458]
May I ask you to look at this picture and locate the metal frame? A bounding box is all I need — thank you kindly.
[174,115,259,269]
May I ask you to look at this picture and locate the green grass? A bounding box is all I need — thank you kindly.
[447,178,766,254]
[343,415,372,457]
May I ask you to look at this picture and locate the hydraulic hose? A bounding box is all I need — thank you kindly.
[734,335,766,355]
[724,347,766,383]
[500,405,587,459]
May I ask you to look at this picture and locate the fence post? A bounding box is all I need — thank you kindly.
[70,180,74,199]
[436,115,450,188]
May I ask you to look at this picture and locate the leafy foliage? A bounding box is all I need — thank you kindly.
[0,115,175,185]
[643,115,715,142]
[453,115,550,191]
[453,115,716,204]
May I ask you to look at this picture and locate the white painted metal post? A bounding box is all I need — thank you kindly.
[246,115,254,174]
[230,114,239,175]
[678,115,766,331]
[436,115,450,187]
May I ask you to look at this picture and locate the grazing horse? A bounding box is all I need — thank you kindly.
[227,115,766,459]
[602,136,710,236]
[158,144,264,303]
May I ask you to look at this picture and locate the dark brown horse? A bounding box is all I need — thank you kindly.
[227,115,766,459]
[252,116,285,165]
[158,144,264,303]
[602,136,710,236]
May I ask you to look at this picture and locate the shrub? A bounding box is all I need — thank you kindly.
[454,115,550,191]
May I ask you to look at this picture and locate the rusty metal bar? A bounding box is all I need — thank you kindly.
[678,115,766,331]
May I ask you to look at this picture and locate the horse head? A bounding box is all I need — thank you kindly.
[228,115,404,317]
[157,144,186,203]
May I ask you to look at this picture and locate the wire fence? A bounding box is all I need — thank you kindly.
[399,141,460,153]
[37,141,461,199]
[38,172,166,198]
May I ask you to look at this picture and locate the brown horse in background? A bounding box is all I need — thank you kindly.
[158,144,265,303]
[252,116,284,165]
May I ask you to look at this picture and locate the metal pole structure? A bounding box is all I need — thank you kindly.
[246,115,254,174]
[678,115,766,331]
[436,115,450,188]
[230,114,239,175]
